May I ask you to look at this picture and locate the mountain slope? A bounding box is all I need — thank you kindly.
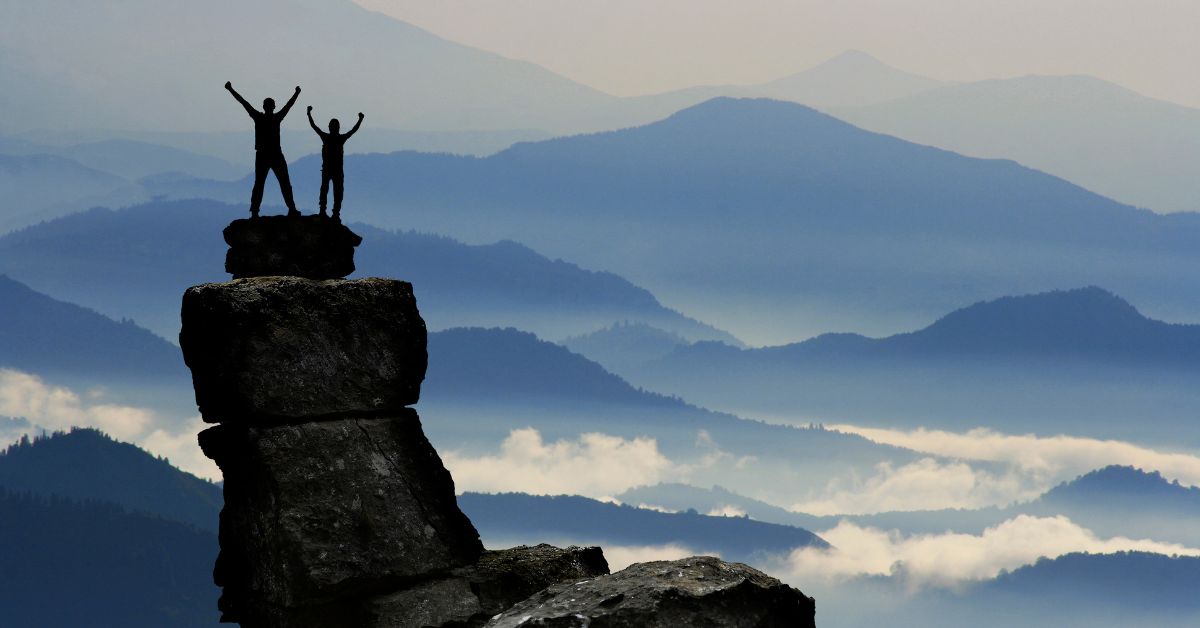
[758,50,946,107]
[0,489,218,628]
[0,153,143,232]
[458,492,826,566]
[836,74,1200,212]
[0,199,736,344]
[0,429,222,531]
[631,287,1200,445]
[0,274,186,383]
[421,326,918,507]
[154,96,1200,343]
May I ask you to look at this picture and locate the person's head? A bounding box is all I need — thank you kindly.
[263,98,276,113]
[329,118,340,133]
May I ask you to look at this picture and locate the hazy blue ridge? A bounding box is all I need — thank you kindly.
[0,199,736,344]
[458,492,827,564]
[624,286,1200,446]
[983,551,1200,611]
[0,274,186,382]
[0,429,222,532]
[144,97,1200,342]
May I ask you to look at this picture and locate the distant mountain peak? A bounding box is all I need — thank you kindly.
[930,286,1145,331]
[1039,464,1199,507]
[759,50,944,108]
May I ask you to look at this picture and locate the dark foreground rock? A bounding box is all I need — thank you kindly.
[367,544,610,628]
[181,276,427,423]
[199,411,482,624]
[485,556,815,628]
[224,215,362,280]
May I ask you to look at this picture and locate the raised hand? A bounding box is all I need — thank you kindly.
[358,112,365,120]
[225,81,233,90]
[294,86,302,94]
[307,105,313,113]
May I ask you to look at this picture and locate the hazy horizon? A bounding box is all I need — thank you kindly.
[359,0,1200,108]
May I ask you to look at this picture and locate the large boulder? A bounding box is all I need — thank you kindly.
[367,544,610,628]
[485,556,816,628]
[180,276,426,423]
[224,215,362,280]
[199,411,483,624]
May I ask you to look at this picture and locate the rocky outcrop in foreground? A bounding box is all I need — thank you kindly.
[224,216,362,280]
[486,557,815,628]
[183,222,815,626]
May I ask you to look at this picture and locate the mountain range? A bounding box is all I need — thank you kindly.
[149,96,1200,343]
[834,74,1200,213]
[458,492,826,566]
[0,274,187,388]
[0,199,736,344]
[613,287,1200,445]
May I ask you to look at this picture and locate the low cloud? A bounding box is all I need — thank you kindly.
[443,428,678,498]
[707,505,748,518]
[782,515,1200,589]
[0,368,218,480]
[792,458,1035,516]
[831,424,1200,489]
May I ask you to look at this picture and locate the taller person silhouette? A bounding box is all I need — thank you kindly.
[307,106,363,222]
[225,82,301,218]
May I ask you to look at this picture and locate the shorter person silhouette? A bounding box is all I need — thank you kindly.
[307,106,363,222]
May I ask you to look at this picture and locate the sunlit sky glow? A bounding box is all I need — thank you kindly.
[357,0,1200,107]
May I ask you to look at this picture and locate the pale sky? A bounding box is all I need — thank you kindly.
[356,0,1200,107]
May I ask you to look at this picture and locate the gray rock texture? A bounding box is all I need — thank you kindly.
[224,215,362,280]
[367,544,610,628]
[180,276,426,423]
[199,412,482,624]
[485,556,815,628]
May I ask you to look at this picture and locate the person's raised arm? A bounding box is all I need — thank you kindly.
[278,86,301,118]
[344,112,365,139]
[306,106,327,138]
[225,81,257,117]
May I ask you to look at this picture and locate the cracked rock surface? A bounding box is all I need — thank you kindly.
[199,412,482,625]
[181,276,427,423]
[484,556,816,628]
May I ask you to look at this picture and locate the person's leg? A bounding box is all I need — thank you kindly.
[249,152,268,217]
[319,169,330,216]
[272,153,300,216]
[332,171,344,221]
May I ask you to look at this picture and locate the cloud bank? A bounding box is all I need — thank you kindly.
[832,424,1200,488]
[783,515,1200,589]
[0,368,217,480]
[792,457,1034,516]
[443,428,677,498]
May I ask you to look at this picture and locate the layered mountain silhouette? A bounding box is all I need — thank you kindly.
[153,97,1200,342]
[421,326,917,505]
[665,287,1200,365]
[0,199,736,344]
[619,287,1200,445]
[0,153,144,232]
[0,429,221,531]
[836,74,1200,212]
[0,275,186,385]
[622,465,1200,545]
[458,492,826,565]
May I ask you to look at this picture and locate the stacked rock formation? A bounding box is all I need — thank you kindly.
[183,217,815,627]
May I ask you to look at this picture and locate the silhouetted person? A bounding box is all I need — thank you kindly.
[307,106,363,222]
[225,82,301,218]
